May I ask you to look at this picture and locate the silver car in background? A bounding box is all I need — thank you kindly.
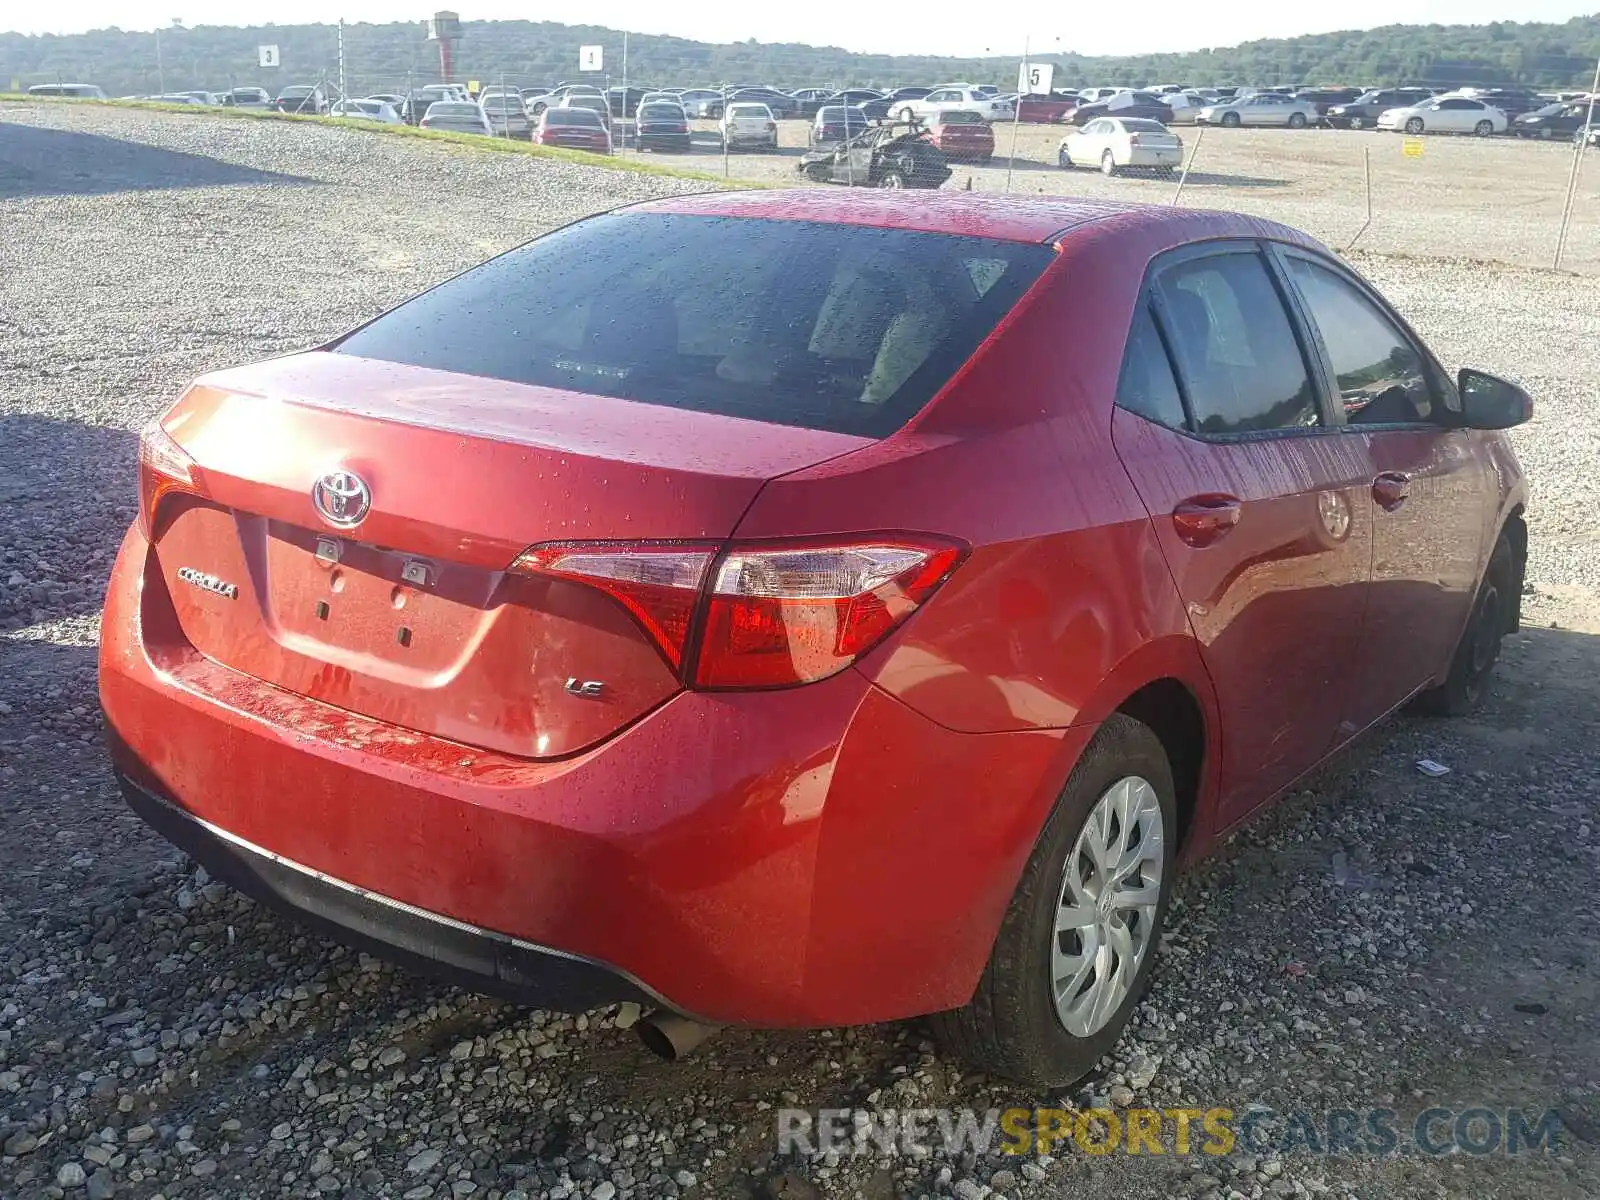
[419,101,494,136]
[1196,92,1322,128]
[481,93,532,138]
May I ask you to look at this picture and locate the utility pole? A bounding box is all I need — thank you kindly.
[155,27,166,94]
[337,19,347,103]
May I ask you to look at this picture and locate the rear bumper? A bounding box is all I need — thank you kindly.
[118,771,658,1012]
[1127,147,1183,166]
[101,523,1081,1026]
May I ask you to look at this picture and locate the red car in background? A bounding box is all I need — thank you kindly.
[1015,92,1079,122]
[102,191,1530,1088]
[928,110,995,162]
[532,107,611,153]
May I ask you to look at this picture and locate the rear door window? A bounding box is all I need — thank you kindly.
[1115,304,1187,430]
[333,213,1053,438]
[1155,251,1321,435]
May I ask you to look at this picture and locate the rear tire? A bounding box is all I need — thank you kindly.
[1288,112,1308,129]
[929,715,1177,1088]
[877,168,906,189]
[1474,119,1494,137]
[1414,536,1517,717]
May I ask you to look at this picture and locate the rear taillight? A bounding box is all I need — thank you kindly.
[511,535,963,689]
[137,420,196,538]
[512,543,715,669]
[694,538,962,688]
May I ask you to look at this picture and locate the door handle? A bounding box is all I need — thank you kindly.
[1172,495,1242,547]
[1372,471,1411,511]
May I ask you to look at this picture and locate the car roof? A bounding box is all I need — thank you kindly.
[633,190,1321,251]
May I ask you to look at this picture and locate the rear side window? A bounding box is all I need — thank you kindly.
[1115,304,1186,430]
[1156,252,1320,435]
[333,213,1053,438]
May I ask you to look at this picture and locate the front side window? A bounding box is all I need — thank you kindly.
[334,214,1053,438]
[1285,258,1434,425]
[1156,251,1320,435]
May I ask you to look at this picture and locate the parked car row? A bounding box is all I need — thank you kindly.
[30,76,1594,149]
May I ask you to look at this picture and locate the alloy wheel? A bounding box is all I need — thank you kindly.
[1050,776,1165,1037]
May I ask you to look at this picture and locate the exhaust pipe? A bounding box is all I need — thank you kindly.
[636,1010,720,1061]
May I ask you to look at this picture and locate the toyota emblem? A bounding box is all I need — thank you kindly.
[311,469,372,529]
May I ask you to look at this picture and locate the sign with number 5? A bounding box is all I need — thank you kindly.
[1017,62,1053,97]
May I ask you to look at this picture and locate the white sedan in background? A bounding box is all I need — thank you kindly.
[1376,95,1508,136]
[894,87,1014,123]
[330,99,403,124]
[720,102,779,151]
[1058,117,1183,175]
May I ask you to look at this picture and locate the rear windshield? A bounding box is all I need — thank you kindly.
[1118,119,1169,132]
[333,213,1053,438]
[729,104,770,117]
[430,103,477,115]
[639,104,683,118]
[938,110,984,124]
[546,109,602,126]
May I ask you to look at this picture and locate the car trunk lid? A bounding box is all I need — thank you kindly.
[147,351,869,759]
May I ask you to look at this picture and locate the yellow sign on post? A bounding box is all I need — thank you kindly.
[467,79,480,95]
[1402,138,1424,158]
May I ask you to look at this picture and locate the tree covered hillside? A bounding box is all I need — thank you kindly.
[4,16,1598,98]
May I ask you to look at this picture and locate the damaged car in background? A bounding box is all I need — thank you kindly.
[798,119,953,188]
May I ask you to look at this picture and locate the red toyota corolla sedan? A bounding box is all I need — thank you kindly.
[101,191,1531,1086]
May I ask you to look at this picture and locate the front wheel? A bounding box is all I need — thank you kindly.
[1221,111,1241,128]
[1474,120,1494,137]
[1287,111,1308,129]
[1349,116,1365,129]
[1405,117,1424,135]
[929,715,1177,1088]
[1100,149,1117,176]
[1058,145,1073,169]
[1414,536,1518,716]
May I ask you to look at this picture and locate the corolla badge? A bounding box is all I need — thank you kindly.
[176,567,239,600]
[312,469,371,528]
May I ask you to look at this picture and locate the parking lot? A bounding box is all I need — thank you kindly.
[632,116,1600,273]
[1,100,1598,1200]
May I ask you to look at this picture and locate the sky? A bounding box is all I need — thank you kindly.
[4,2,1594,58]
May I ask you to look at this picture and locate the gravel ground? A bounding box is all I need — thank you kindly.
[1,102,1598,1200]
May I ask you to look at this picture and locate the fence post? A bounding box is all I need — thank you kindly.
[1169,124,1205,206]
[1554,55,1600,270]
[1346,146,1373,251]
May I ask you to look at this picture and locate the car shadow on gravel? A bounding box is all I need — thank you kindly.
[0,124,319,199]
[0,414,136,631]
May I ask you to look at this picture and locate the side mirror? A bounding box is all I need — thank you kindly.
[1458,368,1533,430]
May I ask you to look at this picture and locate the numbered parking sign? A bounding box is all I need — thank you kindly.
[579,45,603,72]
[1402,137,1424,158]
[258,44,280,69]
[1017,61,1053,96]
